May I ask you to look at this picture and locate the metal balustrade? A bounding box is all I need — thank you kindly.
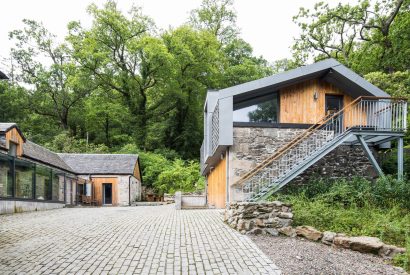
[234,97,408,202]
[211,101,220,154]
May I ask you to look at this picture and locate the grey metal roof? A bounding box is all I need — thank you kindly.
[58,154,139,175]
[217,58,390,102]
[23,141,74,172]
[0,71,8,80]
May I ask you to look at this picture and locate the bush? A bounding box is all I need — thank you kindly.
[271,177,410,271]
[117,144,205,194]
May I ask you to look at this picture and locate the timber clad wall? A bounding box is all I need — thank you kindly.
[207,155,226,208]
[91,177,119,206]
[280,79,354,124]
[5,128,24,156]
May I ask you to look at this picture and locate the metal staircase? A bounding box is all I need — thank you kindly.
[233,96,407,202]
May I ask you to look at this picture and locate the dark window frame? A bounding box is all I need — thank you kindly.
[0,153,66,203]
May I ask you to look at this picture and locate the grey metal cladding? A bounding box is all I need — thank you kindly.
[217,59,340,99]
[218,97,233,146]
[216,58,389,100]
[330,64,390,97]
[0,70,8,80]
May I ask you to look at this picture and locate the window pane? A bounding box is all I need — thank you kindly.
[0,154,13,197]
[36,166,52,200]
[15,159,33,199]
[233,93,279,123]
[8,143,17,157]
[52,173,63,201]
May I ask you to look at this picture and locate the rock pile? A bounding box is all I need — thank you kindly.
[277,225,406,259]
[224,201,293,235]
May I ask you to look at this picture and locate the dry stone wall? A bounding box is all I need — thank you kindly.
[230,127,378,188]
[224,201,293,235]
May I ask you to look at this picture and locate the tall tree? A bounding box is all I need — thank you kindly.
[292,0,408,73]
[68,1,174,149]
[9,19,91,131]
[189,0,239,44]
[161,26,222,158]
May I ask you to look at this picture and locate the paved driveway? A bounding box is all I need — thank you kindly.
[0,205,280,275]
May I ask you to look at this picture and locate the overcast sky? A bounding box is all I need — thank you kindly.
[0,0,353,71]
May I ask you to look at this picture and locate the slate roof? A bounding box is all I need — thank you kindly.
[0,123,26,141]
[0,123,17,133]
[23,141,74,172]
[217,58,390,102]
[58,154,139,175]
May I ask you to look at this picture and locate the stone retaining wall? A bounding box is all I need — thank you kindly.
[229,127,378,189]
[224,201,293,235]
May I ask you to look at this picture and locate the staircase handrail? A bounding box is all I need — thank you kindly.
[233,96,407,187]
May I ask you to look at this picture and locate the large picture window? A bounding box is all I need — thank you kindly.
[0,152,66,202]
[233,93,279,123]
[36,165,52,200]
[0,154,13,197]
[15,159,33,199]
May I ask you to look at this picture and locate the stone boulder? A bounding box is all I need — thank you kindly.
[295,226,323,241]
[334,236,384,254]
[321,231,336,245]
[278,226,297,237]
[378,244,406,259]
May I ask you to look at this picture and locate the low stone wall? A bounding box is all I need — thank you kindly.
[0,200,65,215]
[278,225,406,259]
[224,201,293,235]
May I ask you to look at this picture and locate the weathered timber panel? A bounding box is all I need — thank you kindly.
[91,177,118,206]
[207,156,226,209]
[279,79,354,124]
[5,128,24,156]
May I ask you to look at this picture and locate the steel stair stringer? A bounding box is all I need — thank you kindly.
[250,130,354,202]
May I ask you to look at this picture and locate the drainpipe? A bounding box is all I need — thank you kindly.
[128,175,132,206]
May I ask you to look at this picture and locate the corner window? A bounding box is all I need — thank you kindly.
[233,93,279,123]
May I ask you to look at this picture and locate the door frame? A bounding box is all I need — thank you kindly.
[102,183,113,205]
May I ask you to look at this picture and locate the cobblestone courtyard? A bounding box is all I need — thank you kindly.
[0,205,280,275]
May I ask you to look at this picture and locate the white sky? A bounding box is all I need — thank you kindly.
[0,0,353,72]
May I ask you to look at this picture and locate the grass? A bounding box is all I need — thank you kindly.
[270,176,410,271]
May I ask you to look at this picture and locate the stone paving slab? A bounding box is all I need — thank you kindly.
[0,205,281,275]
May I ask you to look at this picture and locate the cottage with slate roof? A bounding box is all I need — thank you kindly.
[0,121,142,214]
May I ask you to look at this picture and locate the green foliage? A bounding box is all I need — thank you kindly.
[380,150,410,178]
[156,159,205,195]
[116,144,204,194]
[272,177,410,271]
[45,132,109,153]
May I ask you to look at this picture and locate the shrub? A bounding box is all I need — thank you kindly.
[271,177,410,271]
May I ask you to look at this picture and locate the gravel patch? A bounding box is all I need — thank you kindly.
[250,235,408,275]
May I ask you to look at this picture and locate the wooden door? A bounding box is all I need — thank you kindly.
[207,156,226,208]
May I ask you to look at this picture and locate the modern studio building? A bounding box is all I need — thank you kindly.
[200,59,407,208]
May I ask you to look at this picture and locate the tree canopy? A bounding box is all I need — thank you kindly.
[1,0,409,191]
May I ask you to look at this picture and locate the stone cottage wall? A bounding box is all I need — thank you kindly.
[118,176,141,206]
[229,127,378,193]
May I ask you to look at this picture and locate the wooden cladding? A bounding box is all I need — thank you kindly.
[280,80,354,124]
[91,177,118,206]
[207,155,226,209]
[5,128,24,156]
